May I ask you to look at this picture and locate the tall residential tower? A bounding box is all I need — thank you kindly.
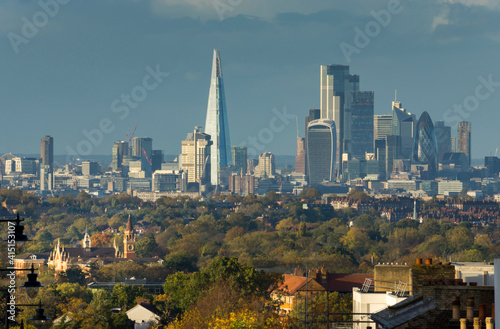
[457,121,471,166]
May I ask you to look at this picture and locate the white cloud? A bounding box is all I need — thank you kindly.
[431,7,450,32]
[149,0,384,20]
[438,0,500,9]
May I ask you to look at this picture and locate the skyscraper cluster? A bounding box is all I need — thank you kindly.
[298,64,473,186]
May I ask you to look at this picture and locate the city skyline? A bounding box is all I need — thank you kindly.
[1,1,499,159]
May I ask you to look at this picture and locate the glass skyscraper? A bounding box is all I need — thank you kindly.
[412,111,438,172]
[205,49,231,186]
[391,101,416,159]
[306,119,336,185]
[350,91,374,159]
[320,65,359,178]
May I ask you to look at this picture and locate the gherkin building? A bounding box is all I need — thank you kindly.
[412,111,438,172]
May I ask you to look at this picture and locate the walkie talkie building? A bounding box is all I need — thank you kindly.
[306,119,336,185]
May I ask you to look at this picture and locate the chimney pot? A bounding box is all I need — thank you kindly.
[467,297,475,321]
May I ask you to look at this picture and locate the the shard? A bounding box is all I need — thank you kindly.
[205,49,231,186]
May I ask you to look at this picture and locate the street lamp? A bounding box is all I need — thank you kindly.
[2,213,32,247]
[21,264,44,298]
[29,301,50,328]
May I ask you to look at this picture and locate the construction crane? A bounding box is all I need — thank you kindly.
[125,123,138,142]
[142,147,152,169]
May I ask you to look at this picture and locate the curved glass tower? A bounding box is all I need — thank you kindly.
[412,111,438,172]
[205,49,232,186]
[306,119,336,185]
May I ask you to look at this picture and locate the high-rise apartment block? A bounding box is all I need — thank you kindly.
[181,127,212,185]
[295,137,306,174]
[457,121,471,166]
[255,152,275,178]
[112,141,129,172]
[40,136,53,168]
[205,49,232,186]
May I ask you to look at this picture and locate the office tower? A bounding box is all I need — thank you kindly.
[391,101,416,159]
[205,49,231,186]
[112,141,129,171]
[457,121,471,166]
[295,137,306,174]
[374,114,392,143]
[231,146,247,174]
[434,121,451,163]
[320,65,359,176]
[40,136,53,191]
[485,156,500,177]
[304,109,321,176]
[255,152,275,178]
[82,161,100,176]
[131,137,153,170]
[412,112,438,172]
[181,127,212,184]
[151,150,164,172]
[450,137,456,153]
[349,91,374,159]
[374,139,387,180]
[40,136,53,169]
[385,135,400,179]
[306,119,336,185]
[305,109,321,137]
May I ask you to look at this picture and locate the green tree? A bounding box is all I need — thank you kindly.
[136,233,160,257]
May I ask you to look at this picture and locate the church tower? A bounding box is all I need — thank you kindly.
[82,226,91,252]
[123,215,135,258]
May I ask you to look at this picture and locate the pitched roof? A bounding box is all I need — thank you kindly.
[325,273,373,292]
[278,274,323,295]
[16,253,50,260]
[61,247,116,259]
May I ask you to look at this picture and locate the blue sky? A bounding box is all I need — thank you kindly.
[1,0,499,159]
